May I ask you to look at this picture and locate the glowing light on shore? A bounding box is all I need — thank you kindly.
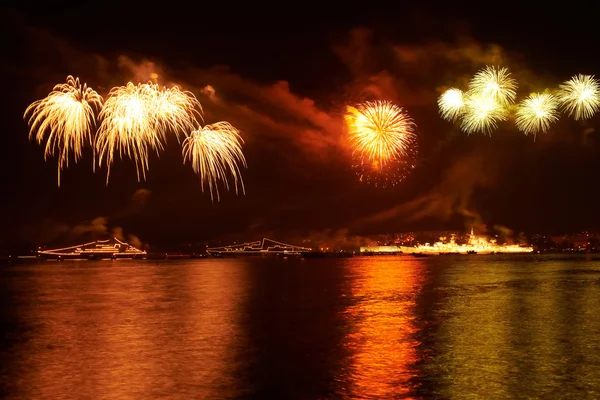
[361,229,533,254]
[515,93,560,136]
[182,122,247,202]
[24,76,102,186]
[467,66,517,108]
[438,88,465,121]
[557,74,600,120]
[95,82,201,183]
[460,93,507,135]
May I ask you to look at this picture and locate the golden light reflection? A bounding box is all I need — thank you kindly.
[337,257,425,397]
[430,259,600,397]
[9,260,248,399]
[433,261,512,397]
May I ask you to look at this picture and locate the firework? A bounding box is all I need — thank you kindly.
[438,88,465,122]
[182,122,247,202]
[467,66,517,108]
[345,100,418,186]
[346,100,416,166]
[352,142,417,188]
[460,92,507,135]
[95,82,201,183]
[155,85,203,139]
[24,76,102,186]
[515,93,560,136]
[556,74,600,120]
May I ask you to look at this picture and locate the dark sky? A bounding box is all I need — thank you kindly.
[3,3,600,251]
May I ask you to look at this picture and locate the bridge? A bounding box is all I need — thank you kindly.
[206,238,311,256]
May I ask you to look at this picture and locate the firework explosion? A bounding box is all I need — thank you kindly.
[95,82,201,183]
[345,100,418,186]
[438,88,465,122]
[515,93,560,136]
[438,66,517,135]
[557,74,600,120]
[439,65,600,138]
[182,122,247,202]
[460,92,508,135]
[24,76,103,186]
[25,75,247,201]
[352,145,417,188]
[467,66,518,108]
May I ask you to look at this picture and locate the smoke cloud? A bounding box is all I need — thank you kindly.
[18,216,145,248]
[9,9,583,244]
[354,145,501,232]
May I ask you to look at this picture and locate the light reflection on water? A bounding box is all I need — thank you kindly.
[0,260,251,399]
[1,255,600,399]
[336,258,424,398]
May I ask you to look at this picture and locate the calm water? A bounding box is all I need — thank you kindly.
[1,254,600,399]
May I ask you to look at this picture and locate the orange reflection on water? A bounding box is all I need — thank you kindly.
[338,257,425,398]
[10,259,249,399]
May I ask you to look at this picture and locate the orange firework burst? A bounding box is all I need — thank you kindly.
[24,76,103,186]
[182,122,247,202]
[352,148,418,188]
[345,100,418,186]
[95,82,201,183]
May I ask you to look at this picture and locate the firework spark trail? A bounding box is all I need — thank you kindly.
[467,66,517,108]
[345,100,418,187]
[352,141,417,188]
[557,74,600,120]
[460,92,507,135]
[24,76,103,186]
[438,88,465,122]
[515,93,560,136]
[95,82,202,183]
[156,86,203,140]
[345,100,416,167]
[182,122,247,202]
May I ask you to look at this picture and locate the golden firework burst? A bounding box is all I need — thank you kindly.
[24,76,103,186]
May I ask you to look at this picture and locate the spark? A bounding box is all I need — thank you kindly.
[460,92,507,135]
[182,122,247,202]
[155,85,203,140]
[467,66,518,108]
[345,100,416,166]
[515,93,560,136]
[345,100,418,186]
[438,88,465,121]
[557,74,600,120]
[24,76,102,186]
[95,82,201,183]
[352,148,417,188]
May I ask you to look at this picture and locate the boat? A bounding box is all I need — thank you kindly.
[277,252,302,258]
[37,237,146,260]
[412,253,429,258]
[360,250,403,256]
[439,252,460,255]
[207,238,312,257]
[190,253,209,259]
[466,250,477,254]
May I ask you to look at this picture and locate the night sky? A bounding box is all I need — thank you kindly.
[3,3,600,252]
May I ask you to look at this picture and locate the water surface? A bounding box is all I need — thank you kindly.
[1,254,599,399]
